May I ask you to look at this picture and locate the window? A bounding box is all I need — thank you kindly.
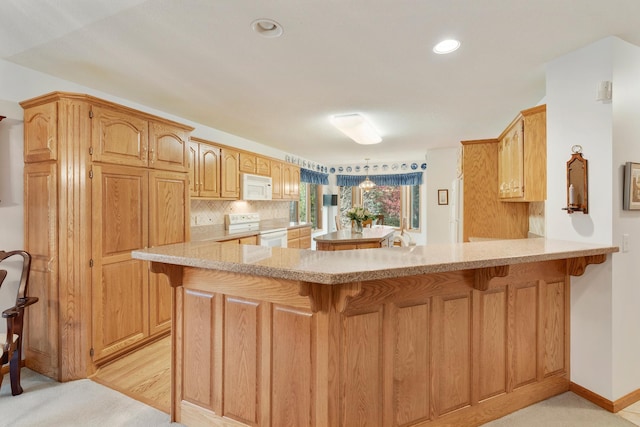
[299,183,323,230]
[338,185,421,230]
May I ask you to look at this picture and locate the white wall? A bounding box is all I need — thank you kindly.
[546,36,640,401]
[611,39,640,399]
[426,147,460,244]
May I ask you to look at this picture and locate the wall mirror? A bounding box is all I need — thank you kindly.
[565,145,588,214]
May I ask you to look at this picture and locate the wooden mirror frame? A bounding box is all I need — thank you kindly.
[565,151,588,214]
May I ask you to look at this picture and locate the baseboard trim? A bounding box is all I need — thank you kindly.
[570,382,640,413]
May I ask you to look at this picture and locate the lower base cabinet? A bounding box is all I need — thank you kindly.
[287,226,311,249]
[168,258,569,427]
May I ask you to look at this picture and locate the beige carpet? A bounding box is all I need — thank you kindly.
[0,369,184,426]
[1,369,635,426]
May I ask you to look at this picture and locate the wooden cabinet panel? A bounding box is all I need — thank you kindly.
[478,288,507,400]
[224,296,260,424]
[542,281,566,376]
[149,121,189,172]
[238,236,257,245]
[287,226,311,249]
[394,302,430,425]
[239,153,256,174]
[189,139,223,199]
[23,102,57,162]
[182,288,215,410]
[148,171,189,335]
[199,144,221,198]
[187,141,198,197]
[23,162,59,378]
[91,165,150,361]
[221,148,240,199]
[498,105,546,202]
[434,293,471,415]
[462,140,529,242]
[512,283,538,389]
[256,156,271,176]
[239,153,271,176]
[283,164,300,200]
[91,105,149,168]
[343,310,382,426]
[271,305,313,427]
[270,161,283,199]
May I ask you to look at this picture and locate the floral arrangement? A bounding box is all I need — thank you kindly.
[346,206,377,223]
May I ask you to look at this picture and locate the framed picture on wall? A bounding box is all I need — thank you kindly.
[438,189,448,205]
[623,162,640,210]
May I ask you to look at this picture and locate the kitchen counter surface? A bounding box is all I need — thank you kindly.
[133,237,618,285]
[190,220,311,242]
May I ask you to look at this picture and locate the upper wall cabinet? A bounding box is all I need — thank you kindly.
[497,105,546,202]
[90,105,190,172]
[23,102,58,162]
[239,153,271,176]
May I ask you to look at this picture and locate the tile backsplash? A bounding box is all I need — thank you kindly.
[191,199,292,226]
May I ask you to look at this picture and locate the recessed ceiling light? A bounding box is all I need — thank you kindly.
[433,39,461,54]
[251,19,283,38]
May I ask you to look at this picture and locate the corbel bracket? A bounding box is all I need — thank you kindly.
[474,265,510,291]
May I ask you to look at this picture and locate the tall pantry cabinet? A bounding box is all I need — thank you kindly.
[21,92,193,381]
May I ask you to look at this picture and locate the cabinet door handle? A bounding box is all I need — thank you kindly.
[150,148,155,163]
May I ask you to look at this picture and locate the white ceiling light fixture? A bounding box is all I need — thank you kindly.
[433,39,461,54]
[359,158,376,192]
[251,19,283,38]
[330,113,382,145]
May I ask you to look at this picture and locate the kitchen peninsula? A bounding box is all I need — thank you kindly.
[314,225,395,250]
[132,238,617,427]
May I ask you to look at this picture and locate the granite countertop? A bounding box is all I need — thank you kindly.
[314,225,395,243]
[190,220,311,242]
[132,238,618,285]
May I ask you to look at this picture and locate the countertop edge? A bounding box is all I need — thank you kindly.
[133,240,619,285]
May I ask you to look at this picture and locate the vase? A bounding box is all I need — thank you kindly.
[354,220,363,233]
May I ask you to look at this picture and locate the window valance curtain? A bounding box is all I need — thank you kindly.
[336,171,423,187]
[300,168,329,185]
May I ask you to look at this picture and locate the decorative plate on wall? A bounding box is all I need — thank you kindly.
[411,163,418,170]
[330,167,336,173]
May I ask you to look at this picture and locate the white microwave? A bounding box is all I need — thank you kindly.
[241,173,272,201]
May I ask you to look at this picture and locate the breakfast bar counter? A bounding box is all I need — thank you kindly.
[314,225,395,250]
[132,238,617,427]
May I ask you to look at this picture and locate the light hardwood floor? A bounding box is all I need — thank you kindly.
[91,336,171,413]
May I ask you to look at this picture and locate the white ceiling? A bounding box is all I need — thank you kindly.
[2,0,640,164]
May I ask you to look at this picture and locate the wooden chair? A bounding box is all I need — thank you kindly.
[375,215,384,225]
[0,250,38,395]
[361,219,373,228]
[335,215,342,230]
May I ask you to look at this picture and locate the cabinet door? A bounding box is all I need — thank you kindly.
[256,156,271,176]
[283,165,300,200]
[149,122,189,172]
[23,162,59,378]
[148,171,189,336]
[509,118,524,198]
[271,161,283,199]
[221,148,240,199]
[239,153,256,174]
[24,102,58,162]
[299,226,312,249]
[200,144,222,198]
[91,106,149,168]
[188,141,199,197]
[91,165,150,362]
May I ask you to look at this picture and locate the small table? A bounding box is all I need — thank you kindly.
[314,225,395,251]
